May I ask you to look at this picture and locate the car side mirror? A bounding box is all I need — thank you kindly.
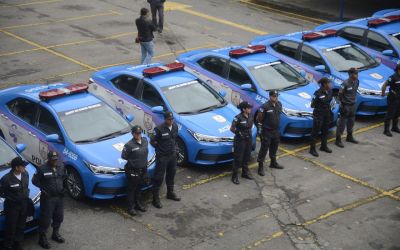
[299,70,306,77]
[218,90,227,98]
[46,134,60,143]
[151,106,164,114]
[240,83,253,91]
[382,49,394,57]
[314,65,326,73]
[125,114,134,122]
[15,144,26,153]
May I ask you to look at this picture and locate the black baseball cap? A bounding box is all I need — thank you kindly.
[11,157,28,168]
[164,111,174,120]
[131,125,142,134]
[238,101,253,110]
[348,67,358,75]
[269,90,279,97]
[47,151,58,161]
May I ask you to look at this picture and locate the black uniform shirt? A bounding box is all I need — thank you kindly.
[259,100,282,130]
[122,137,149,169]
[339,78,359,105]
[32,162,66,197]
[0,170,29,203]
[232,113,253,139]
[151,123,178,157]
[311,88,333,114]
[387,72,400,98]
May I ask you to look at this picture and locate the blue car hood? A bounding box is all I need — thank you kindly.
[338,64,392,90]
[277,82,319,112]
[178,103,238,137]
[74,133,155,168]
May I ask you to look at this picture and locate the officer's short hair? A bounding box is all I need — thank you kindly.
[140,8,149,16]
[318,77,331,86]
[11,157,28,169]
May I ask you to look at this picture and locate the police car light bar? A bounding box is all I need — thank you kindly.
[302,29,337,41]
[229,45,266,58]
[39,83,88,101]
[143,62,185,78]
[368,15,400,27]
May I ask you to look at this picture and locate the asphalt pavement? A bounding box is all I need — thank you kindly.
[0,0,399,249]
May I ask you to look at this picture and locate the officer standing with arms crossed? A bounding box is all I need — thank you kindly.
[33,151,66,249]
[0,157,29,250]
[309,78,334,157]
[381,64,400,137]
[230,101,254,184]
[150,111,181,209]
[121,125,149,216]
[335,67,359,147]
[257,90,284,176]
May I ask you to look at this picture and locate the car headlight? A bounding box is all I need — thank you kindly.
[84,161,124,175]
[357,87,384,96]
[32,191,41,205]
[147,153,156,167]
[188,129,234,142]
[282,107,313,117]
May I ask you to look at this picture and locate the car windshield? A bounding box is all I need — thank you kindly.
[162,80,226,114]
[249,61,307,91]
[0,140,18,170]
[389,33,400,50]
[324,44,378,72]
[58,103,130,143]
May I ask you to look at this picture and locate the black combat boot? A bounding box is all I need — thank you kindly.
[52,227,65,243]
[320,138,332,153]
[258,161,265,176]
[309,143,319,157]
[135,193,147,212]
[335,135,344,148]
[346,133,358,144]
[269,158,284,169]
[392,118,400,133]
[231,171,240,185]
[38,233,51,249]
[384,121,393,137]
[166,186,181,201]
[152,188,162,208]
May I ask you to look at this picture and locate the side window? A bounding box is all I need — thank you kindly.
[111,75,140,97]
[271,40,299,59]
[140,83,165,108]
[197,56,227,77]
[227,62,252,86]
[338,27,365,43]
[7,98,37,125]
[366,31,391,52]
[37,106,62,136]
[300,45,325,67]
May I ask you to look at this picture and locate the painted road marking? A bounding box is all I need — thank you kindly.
[0,0,61,8]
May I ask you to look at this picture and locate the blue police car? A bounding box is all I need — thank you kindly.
[177,45,339,137]
[0,137,41,238]
[89,62,256,166]
[0,83,156,200]
[313,12,400,69]
[250,30,393,115]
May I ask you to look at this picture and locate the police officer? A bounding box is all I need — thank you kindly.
[150,111,181,208]
[32,151,66,249]
[0,157,29,250]
[257,90,284,176]
[310,77,334,157]
[381,64,400,137]
[231,101,254,184]
[335,67,359,147]
[121,125,149,216]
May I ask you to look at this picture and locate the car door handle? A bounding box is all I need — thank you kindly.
[28,131,36,137]
[0,113,8,120]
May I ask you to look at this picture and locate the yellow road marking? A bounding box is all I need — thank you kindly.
[0,29,96,71]
[164,1,191,11]
[0,31,136,58]
[242,186,400,249]
[0,10,121,30]
[239,0,327,24]
[0,0,61,8]
[178,7,267,35]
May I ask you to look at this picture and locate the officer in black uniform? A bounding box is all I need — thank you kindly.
[121,125,149,216]
[381,64,400,137]
[257,90,284,176]
[310,77,334,157]
[0,157,29,250]
[150,111,181,209]
[335,67,359,147]
[32,151,66,249]
[230,101,254,184]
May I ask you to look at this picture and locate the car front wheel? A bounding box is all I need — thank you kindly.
[176,137,187,167]
[66,167,84,200]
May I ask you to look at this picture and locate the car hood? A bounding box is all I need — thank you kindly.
[178,103,238,137]
[74,133,155,168]
[338,64,392,90]
[277,82,319,112]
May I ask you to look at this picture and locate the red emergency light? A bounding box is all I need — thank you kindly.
[302,29,337,41]
[229,45,266,58]
[39,83,88,101]
[367,15,400,27]
[143,62,185,78]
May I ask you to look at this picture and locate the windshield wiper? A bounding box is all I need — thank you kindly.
[74,139,98,144]
[95,130,126,141]
[280,84,299,91]
[197,104,221,113]
[178,111,196,115]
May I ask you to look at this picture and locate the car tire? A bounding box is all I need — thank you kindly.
[66,167,85,200]
[176,137,187,167]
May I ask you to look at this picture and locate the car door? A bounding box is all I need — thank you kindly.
[365,30,400,66]
[298,44,332,84]
[226,60,258,106]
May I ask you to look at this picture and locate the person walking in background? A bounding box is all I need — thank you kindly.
[136,8,156,64]
[148,0,165,33]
